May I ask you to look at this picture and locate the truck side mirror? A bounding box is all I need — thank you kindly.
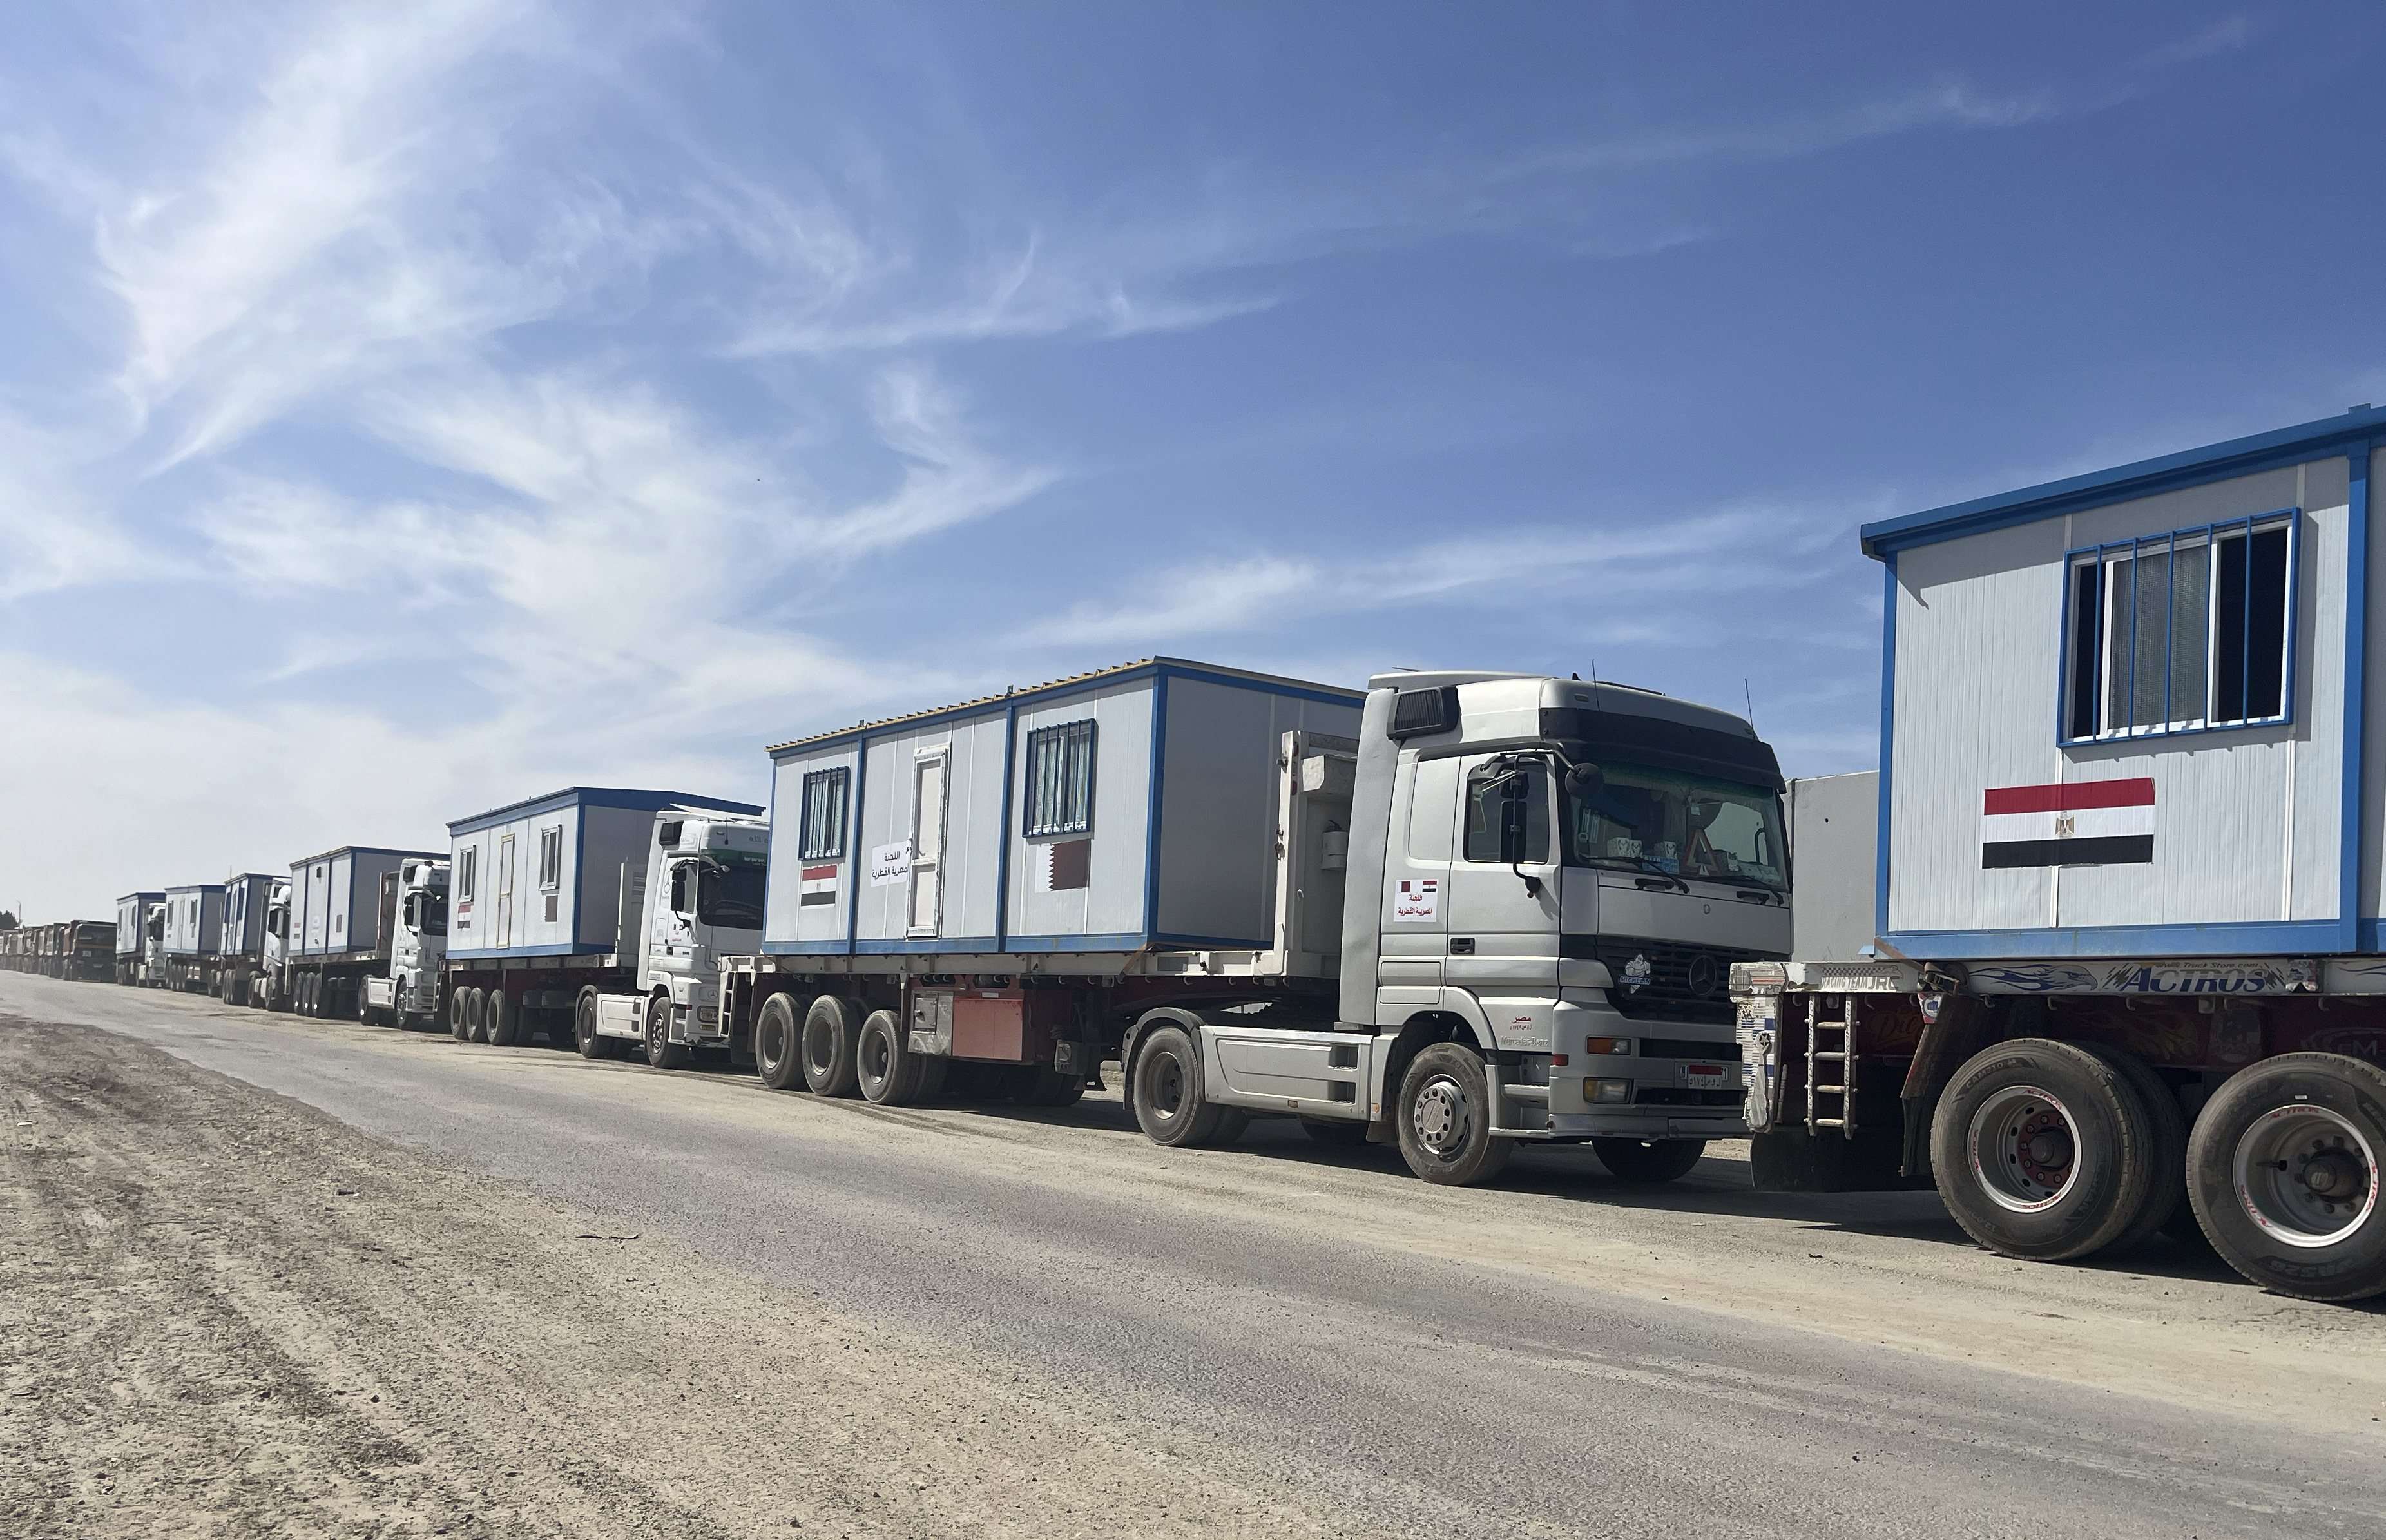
[1564,762,1604,800]
[1499,791,1530,865]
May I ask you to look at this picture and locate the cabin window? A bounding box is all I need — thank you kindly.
[2063,511,2296,742]
[1463,760,1552,863]
[459,846,477,901]
[1023,720,1097,838]
[539,825,563,890]
[800,768,850,861]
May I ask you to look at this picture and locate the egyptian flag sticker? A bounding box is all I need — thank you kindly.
[1981,779,2154,869]
[798,864,841,907]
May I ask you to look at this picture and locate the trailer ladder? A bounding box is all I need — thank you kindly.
[1804,994,1858,1139]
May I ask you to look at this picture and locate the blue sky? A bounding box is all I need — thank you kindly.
[3,2,2381,918]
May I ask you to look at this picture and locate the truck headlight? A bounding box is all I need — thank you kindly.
[1584,1037,1633,1057]
[1590,1079,1633,1104]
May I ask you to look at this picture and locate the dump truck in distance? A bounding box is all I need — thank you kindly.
[695,657,1787,1185]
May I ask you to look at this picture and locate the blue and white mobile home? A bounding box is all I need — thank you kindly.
[760,658,1365,959]
[221,872,278,959]
[446,787,762,963]
[291,846,440,959]
[160,883,224,959]
[1862,405,2386,960]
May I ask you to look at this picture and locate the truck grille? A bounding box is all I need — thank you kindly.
[1631,1088,1743,1107]
[1566,935,1787,1025]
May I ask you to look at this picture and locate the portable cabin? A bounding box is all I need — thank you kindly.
[160,883,225,958]
[115,892,162,958]
[761,657,1366,958]
[290,846,439,959]
[445,788,762,962]
[220,873,278,960]
[1859,405,2386,959]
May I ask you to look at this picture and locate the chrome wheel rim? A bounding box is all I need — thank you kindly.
[2233,1104,2378,1249]
[1412,1074,1472,1157]
[1968,1084,2081,1213]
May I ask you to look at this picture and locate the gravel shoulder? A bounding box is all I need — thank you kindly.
[0,1015,1383,1539]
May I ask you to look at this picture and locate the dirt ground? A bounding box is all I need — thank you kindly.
[0,1017,1383,1539]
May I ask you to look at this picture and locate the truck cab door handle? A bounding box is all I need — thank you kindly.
[1449,937,1476,955]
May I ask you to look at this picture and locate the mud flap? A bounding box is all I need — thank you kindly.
[1751,1124,1929,1192]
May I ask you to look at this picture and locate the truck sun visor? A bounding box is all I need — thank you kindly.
[1537,707,1782,791]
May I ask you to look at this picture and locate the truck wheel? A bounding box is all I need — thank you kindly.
[486,990,521,1046]
[644,994,691,1072]
[1396,1043,1513,1186]
[755,995,803,1090]
[1593,1137,1707,1184]
[856,1010,927,1105]
[2187,1052,2386,1302]
[1301,1118,1369,1146]
[463,987,488,1043]
[449,987,472,1041]
[2082,1044,2188,1255]
[1130,1026,1235,1146]
[1014,1066,1086,1108]
[302,974,322,1017]
[573,989,611,1059]
[1930,1038,2162,1262]
[801,995,863,1097]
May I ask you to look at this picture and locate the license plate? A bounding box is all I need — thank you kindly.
[1683,1063,1731,1088]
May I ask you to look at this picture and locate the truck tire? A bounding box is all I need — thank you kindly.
[1130,1026,1238,1146]
[1014,1066,1086,1108]
[463,987,488,1044]
[2081,1044,2188,1256]
[302,974,321,1017]
[2186,1052,2386,1302]
[449,987,472,1041]
[1930,1038,2163,1262]
[1593,1137,1707,1184]
[1395,1042,1513,1186]
[856,1010,929,1105]
[486,989,521,1046]
[802,995,863,1097]
[574,988,612,1059]
[1301,1117,1369,1146]
[644,994,691,1072]
[754,994,803,1090]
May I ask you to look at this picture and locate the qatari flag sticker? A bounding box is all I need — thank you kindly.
[1981,778,2154,869]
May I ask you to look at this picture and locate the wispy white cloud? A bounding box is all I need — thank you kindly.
[1021,504,1862,650]
[1506,81,2059,182]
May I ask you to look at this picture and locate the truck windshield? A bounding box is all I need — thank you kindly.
[697,864,766,928]
[1565,761,1787,889]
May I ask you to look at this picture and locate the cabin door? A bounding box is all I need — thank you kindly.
[908,751,948,938]
[497,834,517,948]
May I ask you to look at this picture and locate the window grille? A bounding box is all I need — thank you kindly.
[2062,512,2296,743]
[800,769,850,861]
[1023,720,1097,838]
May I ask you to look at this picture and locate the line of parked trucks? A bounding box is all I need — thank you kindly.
[15,407,2386,1305]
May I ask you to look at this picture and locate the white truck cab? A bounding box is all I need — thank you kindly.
[363,858,449,1027]
[582,811,769,1064]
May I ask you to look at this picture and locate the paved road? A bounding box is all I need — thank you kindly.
[7,971,2383,1538]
